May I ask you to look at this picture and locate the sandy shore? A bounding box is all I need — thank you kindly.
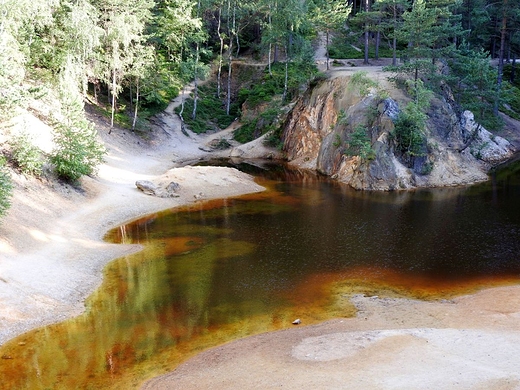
[143,288,520,389]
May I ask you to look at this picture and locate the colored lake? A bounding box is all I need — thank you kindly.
[1,160,520,389]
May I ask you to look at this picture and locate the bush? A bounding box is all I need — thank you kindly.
[345,125,375,161]
[234,106,282,144]
[349,71,379,97]
[51,98,106,182]
[392,102,427,163]
[9,132,44,176]
[0,157,12,220]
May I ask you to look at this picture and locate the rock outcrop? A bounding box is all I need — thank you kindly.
[281,73,515,190]
[136,180,181,198]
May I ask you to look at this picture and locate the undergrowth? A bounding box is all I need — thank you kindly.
[175,83,240,134]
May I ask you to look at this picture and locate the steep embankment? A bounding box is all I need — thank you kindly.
[282,67,517,190]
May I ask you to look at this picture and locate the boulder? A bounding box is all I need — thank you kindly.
[135,180,181,198]
[135,180,158,196]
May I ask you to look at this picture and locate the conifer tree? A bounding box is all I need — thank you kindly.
[373,0,410,66]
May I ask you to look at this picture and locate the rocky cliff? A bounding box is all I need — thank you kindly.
[281,71,515,190]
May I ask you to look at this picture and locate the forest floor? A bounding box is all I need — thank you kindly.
[1,55,520,389]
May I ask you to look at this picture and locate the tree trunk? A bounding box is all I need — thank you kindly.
[179,85,189,137]
[511,53,516,83]
[392,2,397,66]
[217,6,223,98]
[110,67,116,133]
[226,0,235,116]
[132,79,139,131]
[268,5,272,76]
[192,43,199,120]
[283,45,289,102]
[268,43,272,75]
[375,30,380,60]
[192,0,202,120]
[236,21,240,57]
[494,0,508,117]
[363,0,369,65]
[326,29,330,71]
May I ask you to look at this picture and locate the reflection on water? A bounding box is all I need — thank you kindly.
[1,161,520,389]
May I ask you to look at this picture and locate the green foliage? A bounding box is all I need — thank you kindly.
[51,97,106,182]
[212,138,232,150]
[345,125,375,161]
[392,101,428,162]
[336,110,348,126]
[349,71,379,97]
[0,157,13,221]
[332,133,342,148]
[447,46,503,130]
[328,40,394,60]
[239,62,318,108]
[9,132,44,176]
[234,106,281,144]
[503,83,520,121]
[175,83,238,134]
[0,31,27,120]
[234,120,258,144]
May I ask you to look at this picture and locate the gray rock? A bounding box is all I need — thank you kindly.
[135,180,157,196]
[166,181,180,193]
[460,110,514,165]
[383,98,400,121]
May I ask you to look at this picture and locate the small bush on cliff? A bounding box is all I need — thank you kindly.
[392,102,427,161]
[345,125,375,161]
[0,157,12,220]
[51,97,106,182]
[235,106,281,144]
[9,132,44,176]
[349,71,379,97]
[391,80,432,166]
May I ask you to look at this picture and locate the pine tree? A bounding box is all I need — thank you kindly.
[311,0,350,70]
[373,0,410,66]
[94,0,154,130]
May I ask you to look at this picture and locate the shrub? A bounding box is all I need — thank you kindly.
[392,102,427,162]
[0,157,12,220]
[234,106,282,144]
[349,71,379,97]
[345,125,375,161]
[175,83,238,134]
[51,98,106,182]
[10,132,44,176]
